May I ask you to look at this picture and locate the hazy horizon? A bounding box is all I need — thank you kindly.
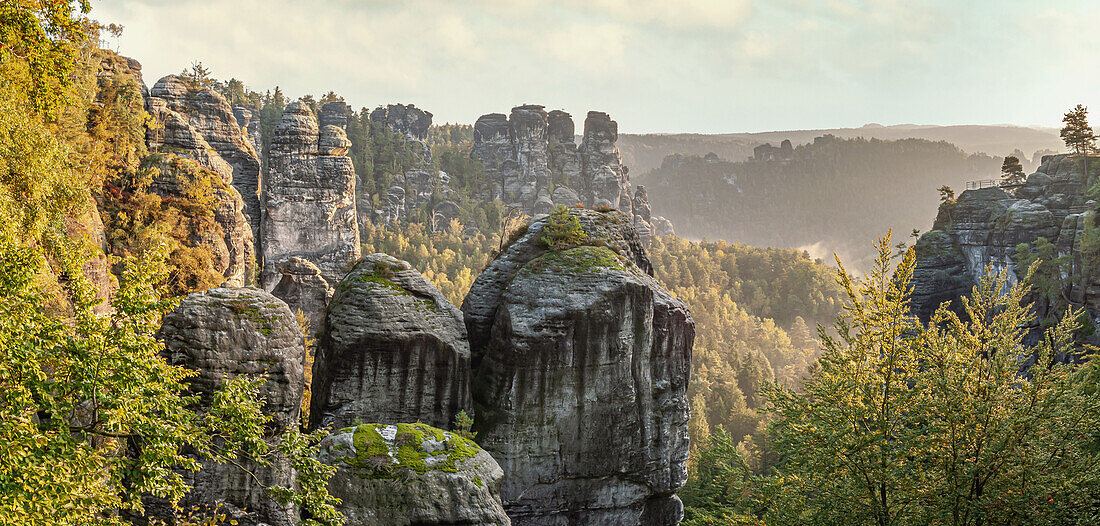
[95,0,1100,134]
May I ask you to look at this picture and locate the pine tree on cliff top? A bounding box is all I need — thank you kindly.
[1061,104,1096,180]
[1001,155,1026,186]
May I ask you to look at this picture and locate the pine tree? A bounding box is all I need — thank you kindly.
[1000,155,1026,186]
[1061,104,1096,180]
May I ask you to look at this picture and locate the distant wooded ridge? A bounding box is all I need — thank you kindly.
[618,123,1062,174]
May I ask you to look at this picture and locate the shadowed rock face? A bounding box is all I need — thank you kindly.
[146,75,263,255]
[317,423,510,526]
[462,209,692,525]
[911,154,1099,337]
[156,287,305,526]
[310,254,471,431]
[261,101,360,296]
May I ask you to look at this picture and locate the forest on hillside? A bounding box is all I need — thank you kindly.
[638,136,1003,270]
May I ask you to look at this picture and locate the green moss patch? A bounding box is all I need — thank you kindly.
[526,245,628,275]
[343,423,482,479]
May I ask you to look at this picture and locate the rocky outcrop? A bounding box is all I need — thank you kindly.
[270,257,332,337]
[370,103,432,162]
[366,104,452,225]
[462,209,692,525]
[911,154,1096,326]
[261,101,360,294]
[472,107,634,219]
[370,103,432,142]
[317,423,509,526]
[580,111,633,213]
[319,101,350,130]
[146,75,263,252]
[652,215,676,237]
[633,185,654,246]
[310,254,471,431]
[145,154,255,287]
[155,287,306,526]
[233,105,263,159]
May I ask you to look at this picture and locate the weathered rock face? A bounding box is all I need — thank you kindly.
[633,185,655,246]
[145,154,256,287]
[317,423,510,526]
[472,107,634,219]
[233,105,263,159]
[319,101,350,130]
[652,216,676,237]
[261,101,360,295]
[370,103,432,162]
[912,154,1096,326]
[581,111,632,213]
[310,254,471,431]
[146,76,263,252]
[270,257,332,337]
[156,287,306,526]
[370,103,432,142]
[365,103,451,225]
[462,209,691,525]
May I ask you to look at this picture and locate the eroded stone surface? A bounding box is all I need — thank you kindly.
[261,101,360,313]
[317,423,509,526]
[156,287,305,526]
[462,209,691,525]
[310,254,471,431]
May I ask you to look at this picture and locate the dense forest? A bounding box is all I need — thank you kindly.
[638,136,1003,270]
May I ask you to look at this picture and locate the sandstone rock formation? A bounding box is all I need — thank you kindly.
[319,101,350,130]
[233,105,263,159]
[145,154,255,287]
[156,287,306,526]
[317,423,509,526]
[911,154,1094,330]
[261,101,360,293]
[146,75,263,252]
[310,254,471,431]
[270,257,332,337]
[462,209,692,525]
[367,103,450,225]
[472,107,635,219]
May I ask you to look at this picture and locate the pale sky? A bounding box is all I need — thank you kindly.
[93,0,1100,134]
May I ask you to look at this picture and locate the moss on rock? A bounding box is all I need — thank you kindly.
[340,423,482,479]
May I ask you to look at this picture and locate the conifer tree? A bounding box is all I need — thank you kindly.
[1000,155,1026,186]
[1061,104,1096,179]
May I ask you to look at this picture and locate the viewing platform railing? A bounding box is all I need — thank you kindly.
[966,179,1025,190]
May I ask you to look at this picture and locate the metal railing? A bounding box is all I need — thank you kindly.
[966,179,1025,190]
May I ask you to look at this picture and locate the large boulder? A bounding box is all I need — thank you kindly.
[310,254,471,431]
[317,423,509,526]
[463,209,692,525]
[156,287,306,526]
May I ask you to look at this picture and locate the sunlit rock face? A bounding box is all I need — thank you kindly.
[146,75,263,258]
[261,101,360,290]
[463,209,692,525]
